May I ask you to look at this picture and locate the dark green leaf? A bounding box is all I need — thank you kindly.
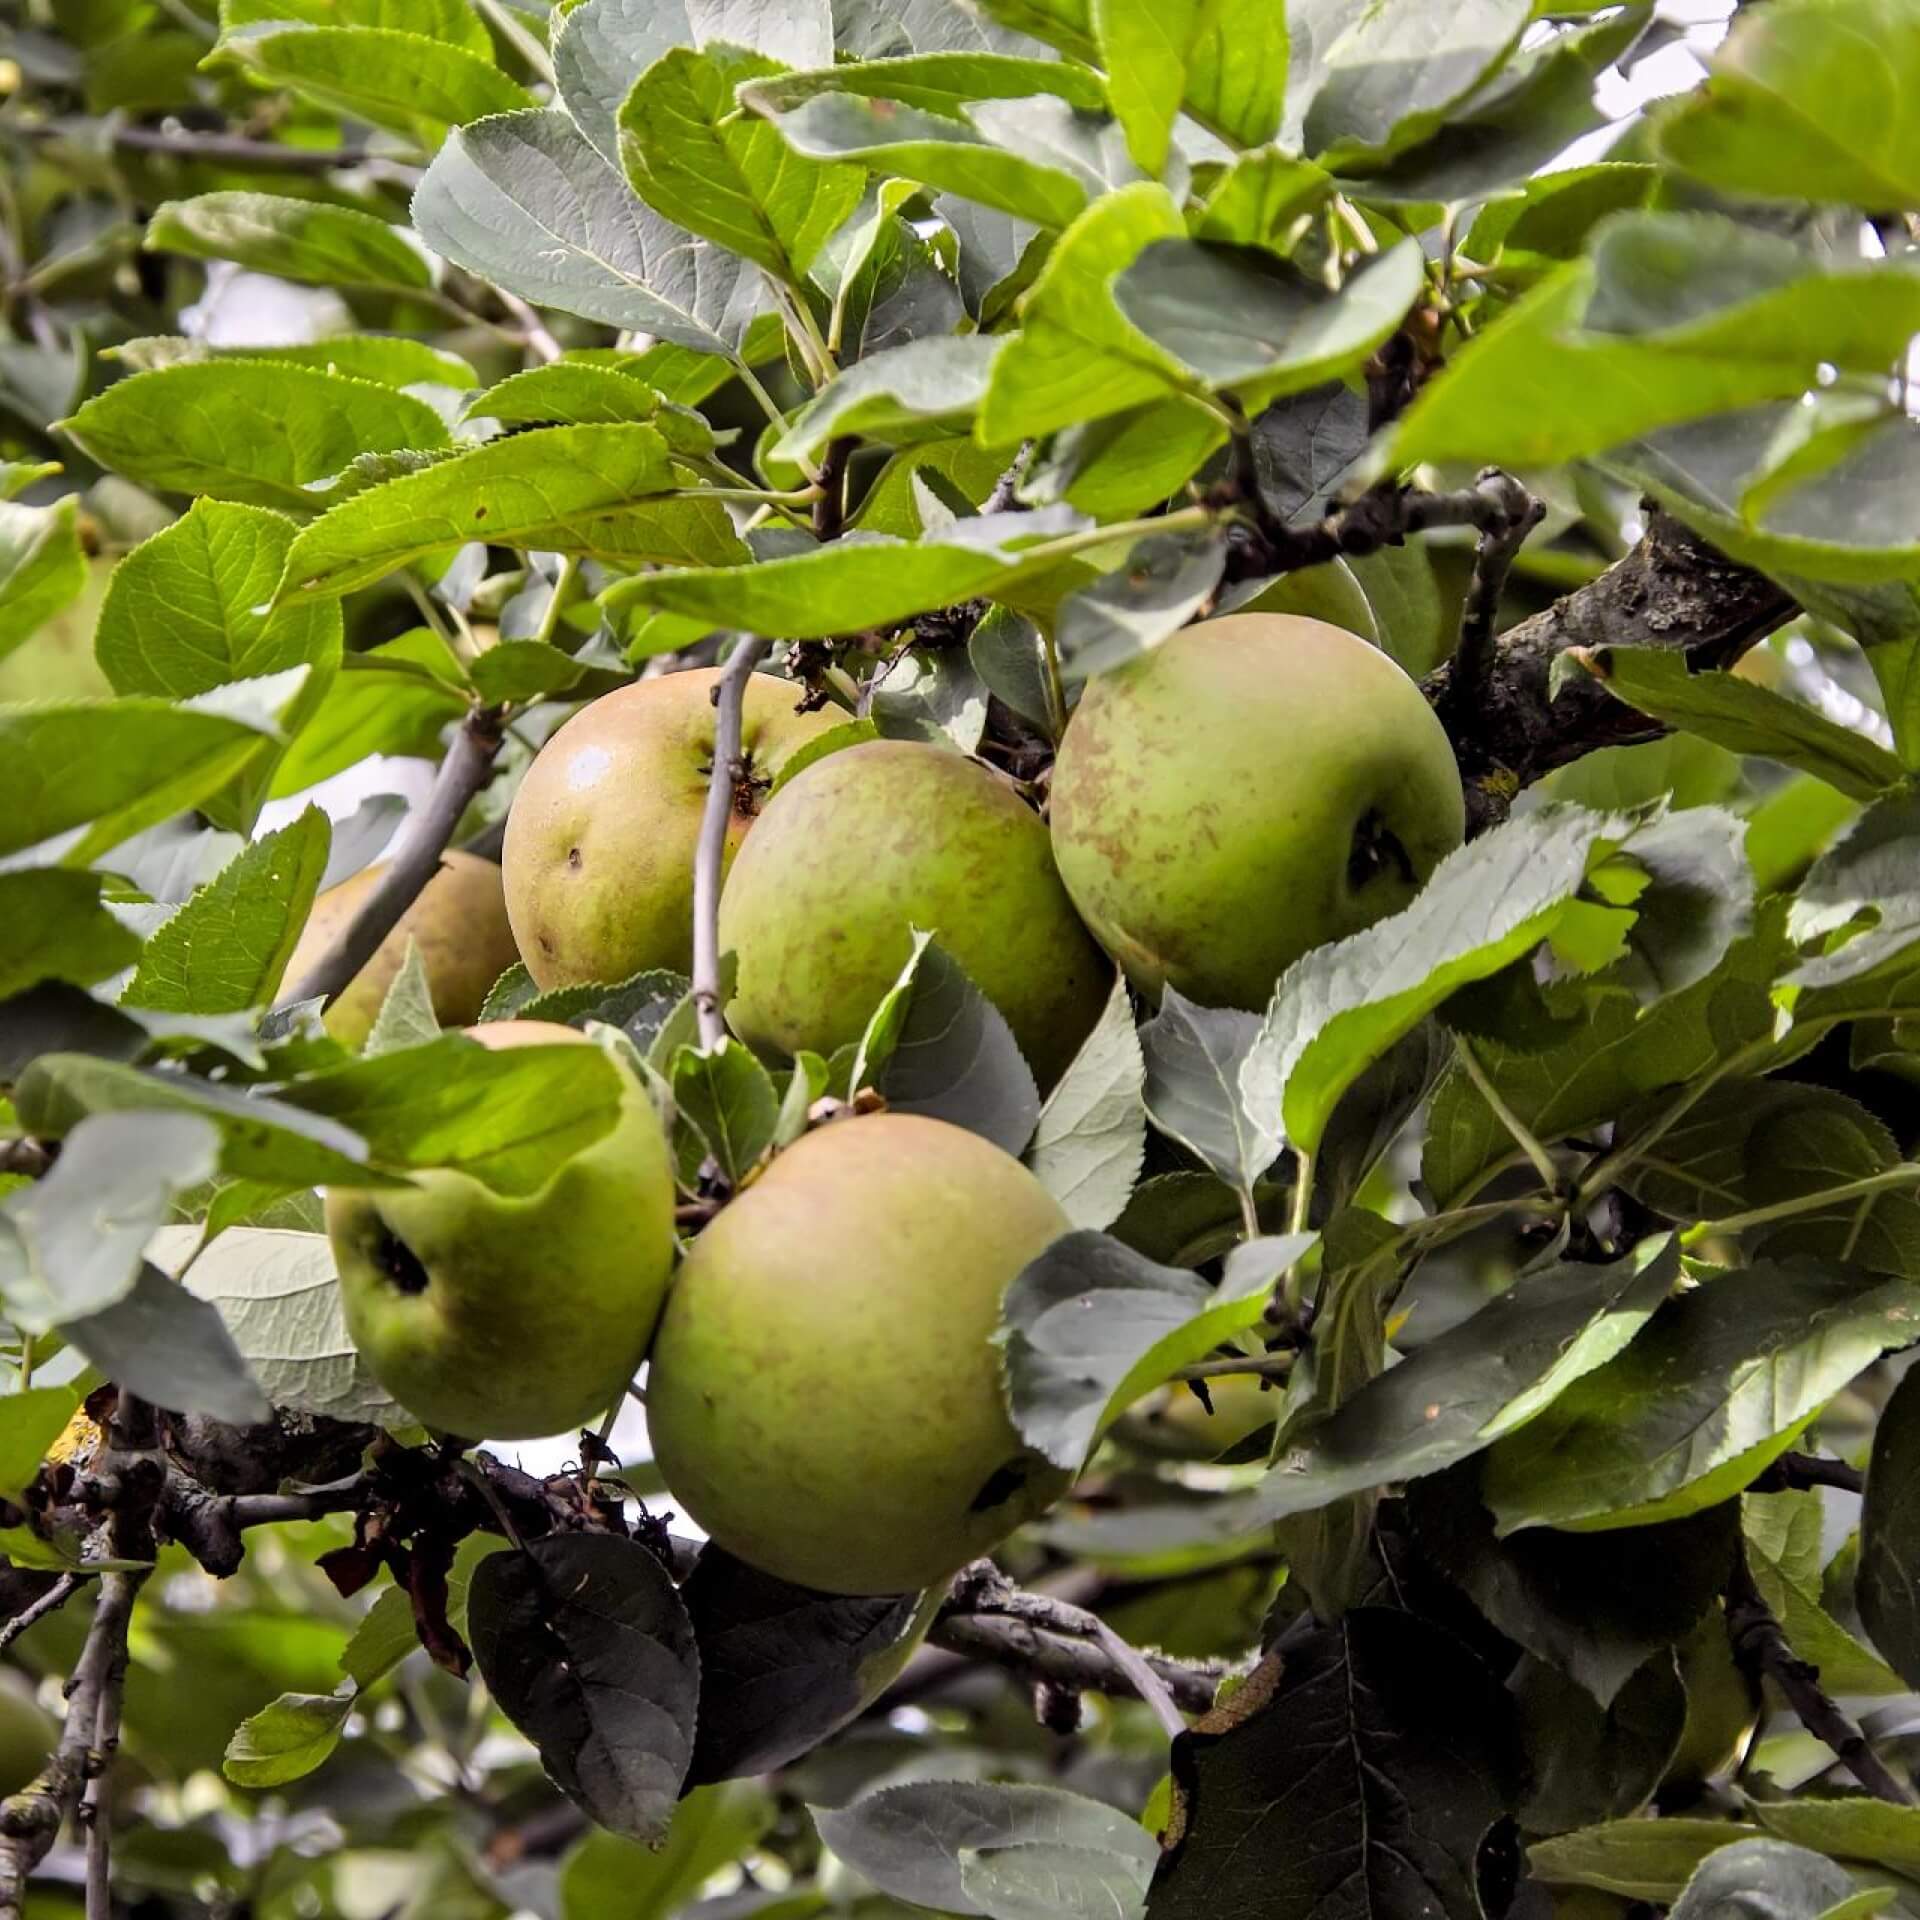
[671,1039,781,1185]
[469,1533,699,1845]
[679,1545,920,1785]
[1860,1360,1920,1692]
[1513,1649,1684,1836]
[1148,1611,1518,1920]
[1483,1261,1920,1533]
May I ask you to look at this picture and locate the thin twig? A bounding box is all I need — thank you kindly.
[1453,1031,1560,1192]
[494,290,562,364]
[279,707,505,1013]
[0,1575,88,1656]
[1726,1550,1912,1806]
[1441,469,1546,727]
[1086,1617,1189,1739]
[11,117,379,176]
[691,640,771,1050]
[1751,1452,1865,1497]
[1172,1353,1294,1383]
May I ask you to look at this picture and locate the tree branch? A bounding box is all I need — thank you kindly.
[692,642,771,1051]
[1726,1549,1912,1806]
[12,117,380,176]
[0,1576,87,1657]
[932,1562,1223,1718]
[279,706,505,1014]
[0,1567,146,1919]
[1434,469,1547,735]
[1751,1452,1866,1497]
[1422,505,1797,829]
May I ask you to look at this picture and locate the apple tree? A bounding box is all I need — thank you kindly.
[4,0,1920,1915]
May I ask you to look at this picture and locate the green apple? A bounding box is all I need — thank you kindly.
[327,1021,676,1441]
[647,1112,1073,1595]
[502,668,836,989]
[1050,613,1466,1010]
[285,849,520,1049]
[717,740,1112,1090]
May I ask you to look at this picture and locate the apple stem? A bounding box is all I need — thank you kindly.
[692,640,772,1051]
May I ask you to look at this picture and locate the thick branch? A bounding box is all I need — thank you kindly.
[1726,1551,1912,1806]
[279,707,504,1013]
[692,642,771,1051]
[1423,506,1796,828]
[1751,1452,1865,1497]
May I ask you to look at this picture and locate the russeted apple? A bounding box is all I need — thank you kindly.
[646,1113,1073,1595]
[717,739,1112,1089]
[502,669,835,988]
[327,1021,675,1441]
[285,849,519,1049]
[1050,613,1466,1010]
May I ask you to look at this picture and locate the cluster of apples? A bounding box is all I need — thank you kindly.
[315,614,1465,1598]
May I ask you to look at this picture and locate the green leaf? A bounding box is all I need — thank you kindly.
[1652,0,1920,209]
[278,1031,627,1198]
[999,1230,1309,1470]
[619,44,866,282]
[1859,1360,1920,1692]
[1055,528,1224,679]
[61,362,448,513]
[1672,1838,1862,1920]
[412,110,764,354]
[1291,0,1530,165]
[1093,0,1203,176]
[468,638,624,705]
[1483,1261,1920,1533]
[0,1111,220,1332]
[269,630,467,798]
[1743,1490,1905,1696]
[210,25,532,145]
[124,809,330,1015]
[110,332,479,391]
[1527,1821,1755,1902]
[1390,218,1920,472]
[277,424,677,602]
[17,1054,383,1193]
[1780,794,1920,1012]
[363,940,442,1059]
[555,0,835,163]
[1026,975,1144,1231]
[1023,396,1228,520]
[152,1223,397,1425]
[0,496,85,661]
[849,932,1041,1157]
[0,685,294,866]
[755,91,1128,229]
[1747,1799,1920,1886]
[1572,644,1905,803]
[959,1845,1151,1920]
[560,1783,778,1920]
[219,0,491,56]
[1140,988,1276,1201]
[1257,1238,1679,1524]
[773,336,1004,467]
[1114,238,1424,407]
[671,1039,780,1186]
[605,509,1082,639]
[146,191,433,293]
[1241,802,1647,1158]
[978,181,1189,443]
[814,1782,1158,1918]
[0,871,142,998]
[470,362,676,431]
[0,1385,84,1501]
[97,499,342,702]
[750,53,1102,119]
[224,1688,354,1788]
